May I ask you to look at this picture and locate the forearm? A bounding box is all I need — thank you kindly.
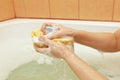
[64,53,108,80]
[73,30,118,52]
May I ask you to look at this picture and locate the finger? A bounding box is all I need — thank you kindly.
[57,42,74,52]
[41,23,55,34]
[33,43,40,52]
[39,37,54,46]
[56,41,66,47]
[34,44,51,54]
[48,31,64,39]
[37,48,51,54]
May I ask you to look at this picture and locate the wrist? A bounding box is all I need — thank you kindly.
[70,29,79,37]
[62,51,75,60]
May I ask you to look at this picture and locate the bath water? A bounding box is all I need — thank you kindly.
[6,59,79,80]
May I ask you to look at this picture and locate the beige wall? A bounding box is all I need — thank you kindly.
[14,0,50,18]
[79,0,114,21]
[49,0,79,19]
[0,0,15,21]
[113,0,120,21]
[0,0,120,21]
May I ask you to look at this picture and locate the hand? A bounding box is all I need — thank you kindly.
[34,37,74,59]
[41,23,76,39]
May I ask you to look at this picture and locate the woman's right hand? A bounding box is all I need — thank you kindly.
[41,23,77,39]
[34,37,74,59]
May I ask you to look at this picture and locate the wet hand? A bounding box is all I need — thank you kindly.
[41,23,76,39]
[34,37,74,59]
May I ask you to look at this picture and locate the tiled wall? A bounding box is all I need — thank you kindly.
[113,0,120,21]
[0,0,15,21]
[0,0,120,21]
[14,0,50,18]
[49,0,79,19]
[79,0,114,21]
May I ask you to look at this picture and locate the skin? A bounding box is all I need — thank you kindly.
[34,23,120,80]
[41,23,120,52]
[34,37,108,80]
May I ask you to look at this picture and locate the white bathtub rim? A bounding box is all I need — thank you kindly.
[0,18,120,28]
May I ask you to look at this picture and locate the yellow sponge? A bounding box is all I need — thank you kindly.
[32,28,74,48]
[32,28,43,37]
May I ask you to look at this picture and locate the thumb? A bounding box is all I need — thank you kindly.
[39,37,54,46]
[47,31,63,39]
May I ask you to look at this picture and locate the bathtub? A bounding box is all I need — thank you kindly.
[0,19,120,80]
